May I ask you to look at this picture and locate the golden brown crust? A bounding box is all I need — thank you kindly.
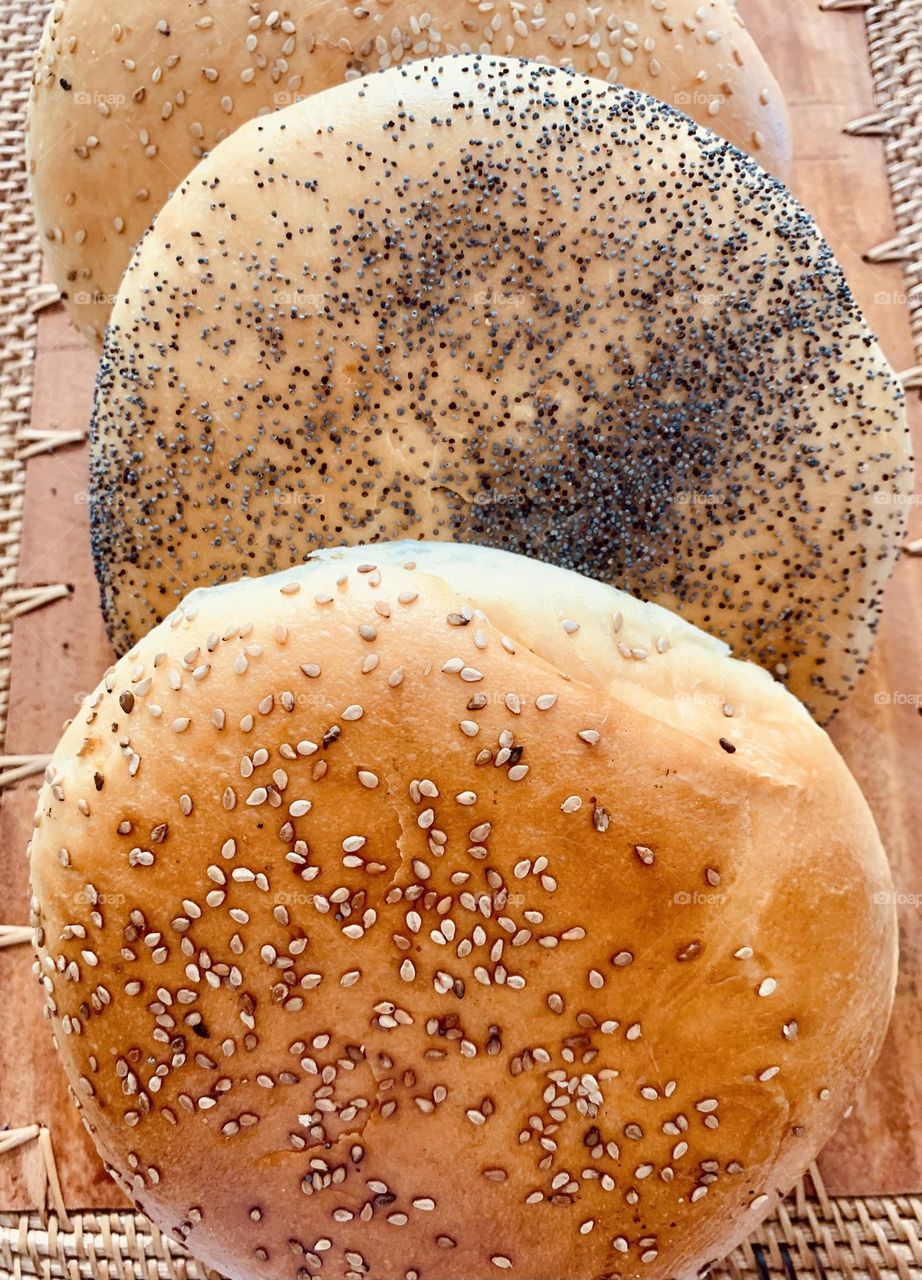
[30,542,897,1280]
[88,55,910,720]
[27,0,791,346]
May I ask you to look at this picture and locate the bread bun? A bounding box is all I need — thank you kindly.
[28,0,791,347]
[30,541,896,1280]
[89,55,910,721]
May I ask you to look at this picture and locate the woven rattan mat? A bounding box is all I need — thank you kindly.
[865,0,922,386]
[0,0,46,747]
[1,0,921,1276]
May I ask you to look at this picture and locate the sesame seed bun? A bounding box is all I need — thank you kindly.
[31,541,896,1280]
[27,0,791,347]
[88,55,911,721]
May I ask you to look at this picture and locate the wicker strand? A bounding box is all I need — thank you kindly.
[0,755,50,788]
[36,1133,72,1234]
[0,924,30,949]
[0,584,70,624]
[28,283,60,314]
[0,1131,41,1160]
[0,1129,72,1235]
[18,429,87,462]
[845,109,897,134]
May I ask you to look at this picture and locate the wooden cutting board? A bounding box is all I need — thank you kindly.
[1,0,920,1210]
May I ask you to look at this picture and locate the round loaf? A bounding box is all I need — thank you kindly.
[89,55,911,720]
[31,541,897,1280]
[27,0,791,346]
